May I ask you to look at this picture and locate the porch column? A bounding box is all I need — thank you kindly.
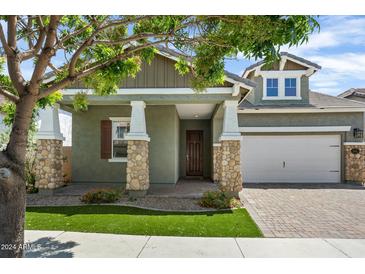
[218,100,243,195]
[125,101,150,197]
[344,143,365,185]
[212,143,222,182]
[34,104,65,190]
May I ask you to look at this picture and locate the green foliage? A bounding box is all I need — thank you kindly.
[1,15,319,113]
[175,57,190,76]
[83,56,141,96]
[37,91,63,109]
[199,191,242,209]
[0,102,16,127]
[81,189,121,204]
[73,92,88,112]
[140,47,157,65]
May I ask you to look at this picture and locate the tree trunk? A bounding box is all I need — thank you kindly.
[0,94,37,258]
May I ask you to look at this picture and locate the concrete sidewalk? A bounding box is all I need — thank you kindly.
[24,230,365,258]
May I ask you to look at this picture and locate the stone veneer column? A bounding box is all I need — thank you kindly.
[125,101,150,197]
[126,140,149,193]
[218,100,243,196]
[34,139,64,189]
[219,140,242,194]
[344,143,365,185]
[34,105,65,190]
[212,143,222,182]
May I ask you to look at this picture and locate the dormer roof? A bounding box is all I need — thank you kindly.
[242,52,321,78]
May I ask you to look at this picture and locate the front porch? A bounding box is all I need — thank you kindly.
[34,94,245,197]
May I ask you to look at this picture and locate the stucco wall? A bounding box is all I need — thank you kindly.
[179,119,212,178]
[174,109,180,183]
[146,105,180,184]
[247,76,310,105]
[72,105,180,184]
[72,105,131,183]
[238,112,364,142]
[211,104,223,143]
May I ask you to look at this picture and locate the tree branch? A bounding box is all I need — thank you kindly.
[21,17,47,61]
[0,87,19,103]
[67,15,160,77]
[0,24,12,55]
[6,16,26,95]
[28,15,62,94]
[39,39,169,99]
[7,16,17,49]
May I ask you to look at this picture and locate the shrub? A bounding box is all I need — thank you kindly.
[199,191,242,209]
[81,188,121,204]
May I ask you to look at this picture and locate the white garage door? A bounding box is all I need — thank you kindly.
[241,135,341,183]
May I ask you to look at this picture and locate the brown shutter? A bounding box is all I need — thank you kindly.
[100,120,112,159]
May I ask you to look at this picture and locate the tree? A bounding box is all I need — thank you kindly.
[0,15,319,257]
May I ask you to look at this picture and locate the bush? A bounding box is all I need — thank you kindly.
[81,188,121,204]
[199,191,242,209]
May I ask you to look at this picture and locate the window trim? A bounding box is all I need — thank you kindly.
[108,117,131,162]
[261,71,302,100]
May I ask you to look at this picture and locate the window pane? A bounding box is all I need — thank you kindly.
[112,121,130,139]
[285,78,296,96]
[285,87,296,96]
[266,78,278,96]
[116,126,127,138]
[267,78,272,87]
[113,140,128,158]
[291,78,296,86]
[267,87,278,96]
[272,78,278,87]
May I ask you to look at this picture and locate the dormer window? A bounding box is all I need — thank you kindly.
[285,78,297,96]
[266,78,278,97]
[262,72,302,100]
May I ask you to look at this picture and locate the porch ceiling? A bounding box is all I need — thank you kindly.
[176,104,216,119]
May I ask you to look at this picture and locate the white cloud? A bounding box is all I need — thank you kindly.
[310,53,365,80]
[284,16,365,55]
[308,52,365,95]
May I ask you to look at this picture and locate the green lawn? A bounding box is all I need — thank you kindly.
[26,205,262,237]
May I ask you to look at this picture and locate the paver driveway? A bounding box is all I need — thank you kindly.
[240,184,365,238]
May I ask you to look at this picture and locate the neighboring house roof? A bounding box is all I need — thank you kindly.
[238,91,365,111]
[337,88,365,99]
[242,52,322,78]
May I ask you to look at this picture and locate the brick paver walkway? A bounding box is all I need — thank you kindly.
[240,184,365,238]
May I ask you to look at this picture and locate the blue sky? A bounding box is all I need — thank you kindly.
[5,16,365,97]
[225,15,365,96]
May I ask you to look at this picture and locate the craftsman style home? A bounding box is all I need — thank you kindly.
[34,48,365,195]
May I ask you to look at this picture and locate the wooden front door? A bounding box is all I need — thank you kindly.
[186,130,204,176]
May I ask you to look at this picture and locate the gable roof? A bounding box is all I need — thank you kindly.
[242,52,322,78]
[155,46,256,90]
[238,91,365,111]
[44,45,256,91]
[337,88,365,99]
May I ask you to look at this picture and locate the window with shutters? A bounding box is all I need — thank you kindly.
[110,117,130,162]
